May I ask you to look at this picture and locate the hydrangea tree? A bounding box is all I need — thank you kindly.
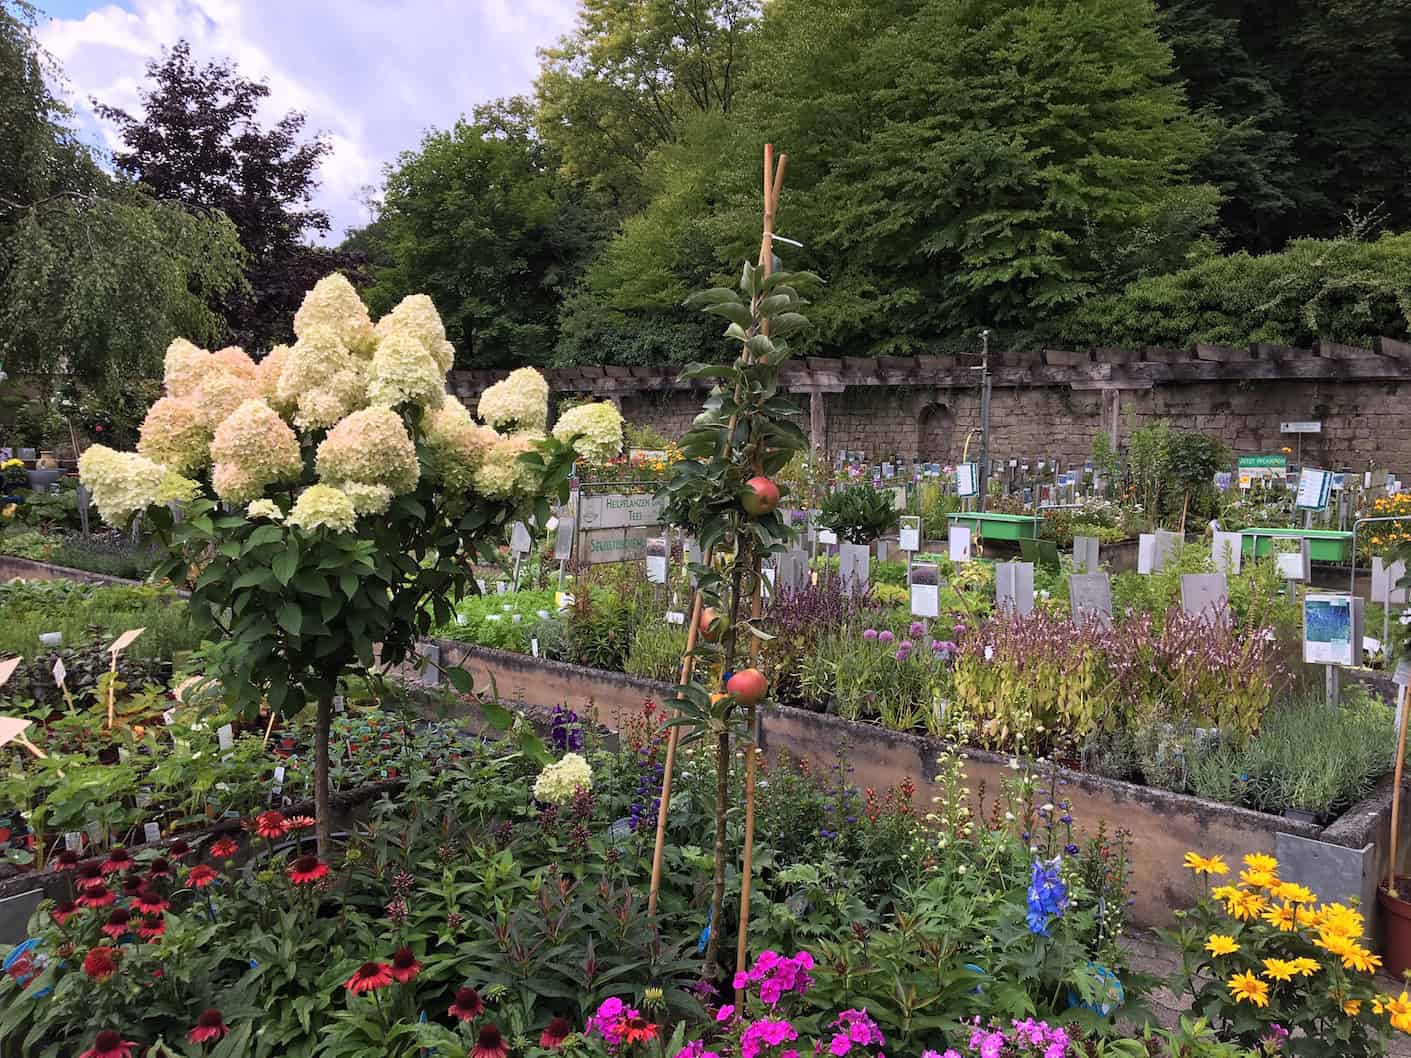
[80,275,618,852]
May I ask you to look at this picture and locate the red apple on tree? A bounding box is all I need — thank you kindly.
[741,476,780,517]
[699,607,726,642]
[726,667,768,705]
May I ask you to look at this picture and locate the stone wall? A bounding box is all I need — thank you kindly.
[449,355,1411,471]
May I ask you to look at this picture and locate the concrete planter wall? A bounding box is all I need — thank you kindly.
[425,637,1410,935]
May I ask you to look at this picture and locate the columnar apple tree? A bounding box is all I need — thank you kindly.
[79,275,609,852]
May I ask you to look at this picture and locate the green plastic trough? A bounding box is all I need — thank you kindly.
[947,512,1042,541]
[1240,528,1352,563]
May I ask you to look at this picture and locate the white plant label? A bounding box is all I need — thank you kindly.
[64,832,82,852]
[531,638,540,658]
[162,709,176,726]
[52,658,66,687]
[666,610,685,625]
[143,822,161,844]
[334,695,345,713]
[217,724,234,751]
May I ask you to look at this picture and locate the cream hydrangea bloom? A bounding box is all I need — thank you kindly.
[533,752,592,805]
[552,401,625,464]
[478,367,548,433]
[287,484,357,533]
[366,332,445,410]
[472,431,542,500]
[192,368,257,431]
[277,326,369,430]
[162,338,209,400]
[334,480,393,516]
[208,399,303,503]
[293,273,376,357]
[137,397,211,476]
[211,346,259,381]
[315,406,419,494]
[255,344,295,415]
[246,499,284,521]
[423,396,498,490]
[78,445,173,526]
[374,293,455,373]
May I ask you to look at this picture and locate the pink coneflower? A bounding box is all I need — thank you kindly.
[345,961,393,994]
[100,848,133,875]
[449,986,485,1021]
[540,1016,572,1048]
[252,811,288,839]
[139,915,165,940]
[82,946,119,981]
[120,877,144,897]
[166,839,191,859]
[471,1023,509,1058]
[131,888,169,915]
[55,849,80,871]
[147,858,173,880]
[389,947,421,984]
[76,862,103,885]
[51,899,80,925]
[101,909,132,940]
[186,865,219,889]
[79,1030,137,1058]
[288,855,329,886]
[286,815,315,830]
[187,1008,229,1044]
[209,836,239,859]
[78,883,115,908]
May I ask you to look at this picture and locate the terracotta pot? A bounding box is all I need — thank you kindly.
[35,452,58,471]
[1379,880,1411,978]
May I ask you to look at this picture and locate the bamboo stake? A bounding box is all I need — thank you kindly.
[262,705,278,748]
[647,586,706,917]
[1389,681,1410,896]
[736,143,787,997]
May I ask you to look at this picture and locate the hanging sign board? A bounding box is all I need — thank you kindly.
[1303,593,1362,666]
[578,493,667,530]
[956,463,979,498]
[580,527,653,565]
[1280,421,1322,434]
[1295,468,1333,511]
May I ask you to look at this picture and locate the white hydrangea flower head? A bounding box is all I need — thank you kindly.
[208,399,303,503]
[477,367,548,433]
[162,338,210,399]
[472,431,543,500]
[246,499,284,521]
[533,752,592,805]
[366,332,445,411]
[374,294,455,372]
[315,406,419,495]
[293,273,376,357]
[287,483,358,533]
[192,367,258,431]
[78,445,171,527]
[211,346,259,382]
[277,326,369,430]
[552,401,625,464]
[334,480,393,516]
[137,396,211,476]
[255,345,295,416]
[424,396,498,491]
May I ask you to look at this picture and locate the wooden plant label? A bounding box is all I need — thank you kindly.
[108,628,145,655]
[0,656,21,690]
[0,717,33,749]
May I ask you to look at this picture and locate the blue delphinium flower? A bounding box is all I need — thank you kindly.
[1026,857,1069,936]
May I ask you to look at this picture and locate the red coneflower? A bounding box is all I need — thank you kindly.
[209,836,239,859]
[147,858,173,880]
[121,877,144,897]
[287,855,329,886]
[55,849,80,870]
[286,815,315,830]
[167,839,191,859]
[449,985,485,1021]
[471,1023,509,1058]
[389,947,421,984]
[186,865,219,889]
[252,811,289,839]
[78,882,115,908]
[540,1016,572,1048]
[622,1016,659,1045]
[100,848,133,875]
[51,899,80,925]
[345,961,393,994]
[131,888,169,915]
[79,1029,137,1058]
[101,909,132,940]
[139,915,165,940]
[77,862,103,884]
[187,1007,229,1044]
[82,945,119,981]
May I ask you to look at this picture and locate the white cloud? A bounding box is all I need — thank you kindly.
[37,0,580,241]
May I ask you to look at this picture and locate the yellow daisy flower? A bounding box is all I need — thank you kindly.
[1228,892,1268,921]
[1274,882,1317,904]
[1262,902,1298,932]
[1229,970,1270,1007]
[1288,957,1320,977]
[1343,998,1363,1016]
[1184,852,1229,876]
[1262,958,1298,982]
[1205,934,1240,957]
[1243,853,1279,873]
[1240,868,1279,889]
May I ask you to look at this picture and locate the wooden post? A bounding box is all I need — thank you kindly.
[735,143,788,997]
[1389,681,1409,896]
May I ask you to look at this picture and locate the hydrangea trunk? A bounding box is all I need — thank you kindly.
[315,695,332,857]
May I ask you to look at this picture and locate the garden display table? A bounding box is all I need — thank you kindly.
[1240,527,1353,563]
[947,512,1041,541]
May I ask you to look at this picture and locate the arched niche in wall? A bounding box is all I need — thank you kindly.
[917,402,956,461]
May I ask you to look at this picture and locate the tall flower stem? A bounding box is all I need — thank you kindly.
[315,695,333,858]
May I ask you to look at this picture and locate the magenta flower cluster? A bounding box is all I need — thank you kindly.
[826,1009,885,1057]
[742,1020,800,1058]
[928,1018,1069,1058]
[732,950,815,1007]
[586,997,640,1051]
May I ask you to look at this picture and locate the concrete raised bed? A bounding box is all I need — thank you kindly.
[422,637,1411,936]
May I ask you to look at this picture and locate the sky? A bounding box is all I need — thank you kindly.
[35,0,581,242]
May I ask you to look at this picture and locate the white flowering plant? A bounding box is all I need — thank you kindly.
[79,275,598,850]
